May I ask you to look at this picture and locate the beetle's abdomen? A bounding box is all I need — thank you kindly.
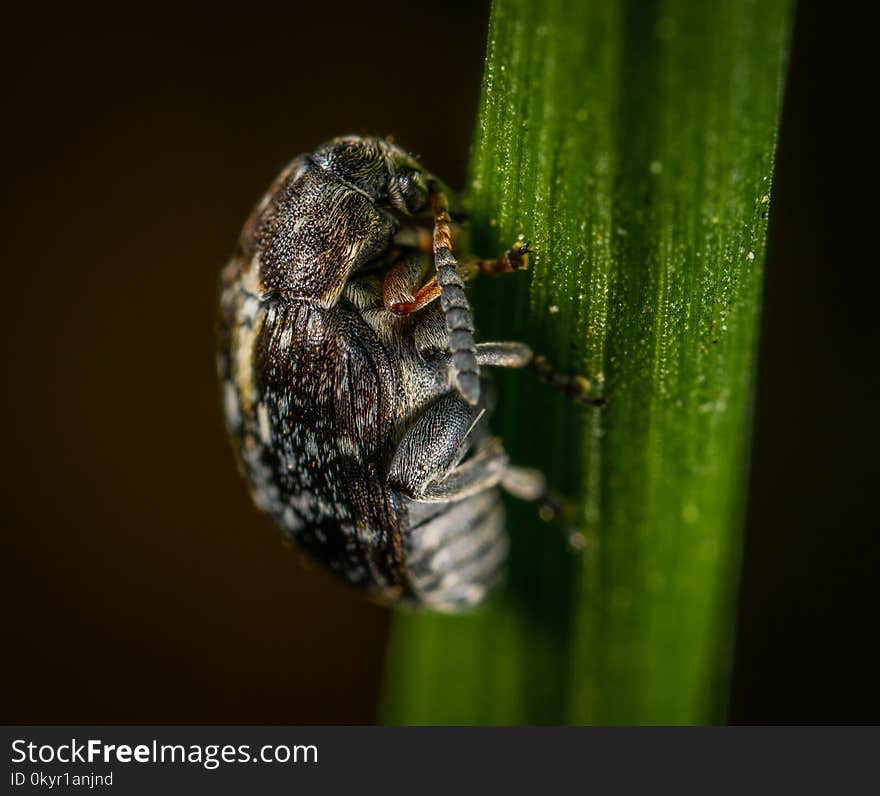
[220,250,409,597]
[401,489,508,611]
[254,300,408,591]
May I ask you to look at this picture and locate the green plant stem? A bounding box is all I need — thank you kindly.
[382,0,792,725]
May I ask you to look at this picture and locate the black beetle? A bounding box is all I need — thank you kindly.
[218,135,602,611]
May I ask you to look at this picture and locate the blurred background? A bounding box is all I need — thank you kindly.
[2,0,876,724]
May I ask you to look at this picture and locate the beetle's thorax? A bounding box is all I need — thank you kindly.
[256,162,397,308]
[341,274,454,436]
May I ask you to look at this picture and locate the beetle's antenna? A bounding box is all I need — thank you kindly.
[429,185,480,406]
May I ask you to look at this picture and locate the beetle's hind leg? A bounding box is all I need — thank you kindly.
[388,389,586,549]
[418,437,509,502]
[388,392,504,502]
[501,467,587,550]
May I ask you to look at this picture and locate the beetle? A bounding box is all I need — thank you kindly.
[218,135,602,611]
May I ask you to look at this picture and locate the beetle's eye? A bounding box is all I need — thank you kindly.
[393,169,429,214]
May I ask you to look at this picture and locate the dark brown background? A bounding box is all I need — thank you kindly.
[3,1,877,724]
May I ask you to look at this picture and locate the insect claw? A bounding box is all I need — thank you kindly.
[505,241,531,271]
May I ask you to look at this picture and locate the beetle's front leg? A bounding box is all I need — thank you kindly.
[393,222,461,253]
[457,241,532,280]
[390,233,529,284]
[382,254,441,316]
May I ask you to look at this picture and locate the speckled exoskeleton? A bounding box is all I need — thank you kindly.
[219,135,602,611]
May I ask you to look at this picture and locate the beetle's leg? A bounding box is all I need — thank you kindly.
[475,341,533,368]
[389,392,501,500]
[385,238,529,315]
[383,241,529,316]
[392,231,524,279]
[501,467,586,550]
[383,255,441,316]
[430,187,480,406]
[458,241,532,280]
[393,222,461,253]
[529,355,607,407]
[475,341,606,406]
[418,438,509,502]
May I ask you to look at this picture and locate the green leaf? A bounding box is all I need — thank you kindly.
[381,0,792,724]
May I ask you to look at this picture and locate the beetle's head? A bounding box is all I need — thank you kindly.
[381,141,431,215]
[311,136,436,215]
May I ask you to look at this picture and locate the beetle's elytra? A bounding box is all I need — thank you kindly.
[218,135,602,611]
